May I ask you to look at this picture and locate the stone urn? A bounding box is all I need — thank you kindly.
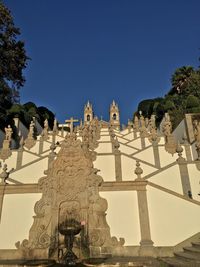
[59,219,82,266]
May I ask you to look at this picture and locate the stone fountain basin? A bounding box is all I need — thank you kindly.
[59,225,82,236]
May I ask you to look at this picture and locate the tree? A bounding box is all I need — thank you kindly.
[169,66,194,95]
[0,1,28,105]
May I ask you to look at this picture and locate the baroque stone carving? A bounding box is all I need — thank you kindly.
[17,133,122,258]
[42,119,49,141]
[162,114,177,155]
[24,120,37,150]
[139,115,148,138]
[0,125,13,161]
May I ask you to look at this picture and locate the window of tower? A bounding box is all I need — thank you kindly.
[87,114,90,121]
[113,113,117,120]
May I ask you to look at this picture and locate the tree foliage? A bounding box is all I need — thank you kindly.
[135,65,200,129]
[0,1,28,104]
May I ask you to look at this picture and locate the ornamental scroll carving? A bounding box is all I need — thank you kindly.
[17,132,122,258]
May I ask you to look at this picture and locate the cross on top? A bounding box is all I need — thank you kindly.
[65,117,79,134]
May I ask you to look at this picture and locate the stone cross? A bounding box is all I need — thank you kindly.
[65,117,79,134]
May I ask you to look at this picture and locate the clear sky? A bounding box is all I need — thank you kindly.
[4,0,200,124]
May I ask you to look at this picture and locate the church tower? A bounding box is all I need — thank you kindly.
[110,100,120,129]
[84,101,93,124]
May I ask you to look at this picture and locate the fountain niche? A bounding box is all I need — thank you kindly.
[16,133,123,263]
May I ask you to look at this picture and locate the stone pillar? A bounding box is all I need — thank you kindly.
[0,186,5,223]
[152,141,161,169]
[133,129,137,139]
[16,147,23,169]
[176,144,192,197]
[141,137,145,149]
[61,126,64,137]
[183,143,192,162]
[38,136,44,155]
[134,161,154,256]
[114,150,122,181]
[137,189,154,253]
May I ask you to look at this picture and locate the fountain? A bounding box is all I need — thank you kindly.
[59,219,82,266]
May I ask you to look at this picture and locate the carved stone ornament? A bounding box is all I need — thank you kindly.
[162,114,176,155]
[24,121,36,150]
[17,133,123,258]
[139,116,148,138]
[42,119,49,141]
[0,140,12,161]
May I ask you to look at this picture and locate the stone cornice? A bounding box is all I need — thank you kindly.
[0,180,148,194]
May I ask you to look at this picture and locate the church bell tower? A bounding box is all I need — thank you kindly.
[84,101,93,124]
[110,100,120,129]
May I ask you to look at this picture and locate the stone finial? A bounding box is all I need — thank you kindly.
[4,125,13,142]
[53,118,59,134]
[134,115,139,131]
[193,120,200,160]
[42,119,49,141]
[0,125,13,161]
[24,120,36,150]
[0,164,14,184]
[139,115,148,138]
[176,142,185,163]
[162,113,172,137]
[134,160,143,180]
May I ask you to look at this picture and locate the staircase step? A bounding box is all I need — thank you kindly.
[192,242,200,249]
[174,251,200,261]
[184,246,200,254]
[160,257,199,267]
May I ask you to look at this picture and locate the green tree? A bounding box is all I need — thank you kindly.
[0,1,28,105]
[169,66,194,95]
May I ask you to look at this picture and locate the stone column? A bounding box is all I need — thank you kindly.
[176,144,192,197]
[16,147,23,169]
[135,161,154,256]
[140,137,145,149]
[114,150,122,181]
[183,143,192,162]
[152,141,161,169]
[0,186,5,223]
[38,136,44,155]
[137,189,154,250]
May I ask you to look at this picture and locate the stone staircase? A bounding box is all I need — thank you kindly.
[160,241,200,266]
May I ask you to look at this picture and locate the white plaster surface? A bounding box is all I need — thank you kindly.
[94,155,115,181]
[0,193,42,249]
[147,186,200,246]
[21,151,39,165]
[10,157,48,183]
[188,164,200,201]
[127,139,141,150]
[121,155,157,180]
[4,151,18,170]
[119,144,138,155]
[134,147,155,165]
[100,191,140,245]
[99,136,110,142]
[158,146,176,167]
[115,136,128,144]
[123,132,134,140]
[96,143,112,153]
[148,165,183,194]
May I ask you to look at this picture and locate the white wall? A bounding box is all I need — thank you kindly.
[100,191,140,246]
[0,193,42,249]
[147,186,200,246]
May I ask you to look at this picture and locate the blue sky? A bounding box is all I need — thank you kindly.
[4,0,200,124]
